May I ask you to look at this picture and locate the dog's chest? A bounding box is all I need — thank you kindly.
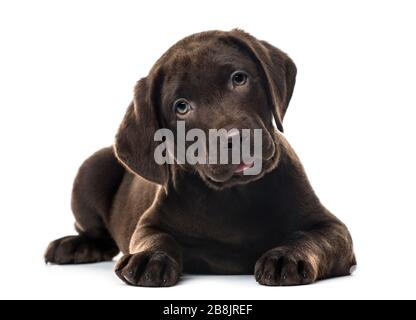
[177,196,282,274]
[162,188,284,250]
[158,182,291,274]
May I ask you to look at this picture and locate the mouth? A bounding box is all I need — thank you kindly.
[201,145,280,189]
[196,129,281,189]
[233,162,255,174]
[201,160,264,190]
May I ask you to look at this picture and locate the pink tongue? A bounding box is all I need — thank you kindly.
[235,162,254,173]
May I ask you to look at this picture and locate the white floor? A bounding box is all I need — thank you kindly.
[0,252,413,300]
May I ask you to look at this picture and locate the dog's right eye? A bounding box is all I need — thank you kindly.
[231,71,248,86]
[174,99,191,116]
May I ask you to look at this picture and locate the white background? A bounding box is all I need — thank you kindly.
[1,0,415,300]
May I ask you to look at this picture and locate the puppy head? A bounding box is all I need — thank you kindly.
[115,29,297,189]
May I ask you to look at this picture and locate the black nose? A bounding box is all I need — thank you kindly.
[226,131,242,149]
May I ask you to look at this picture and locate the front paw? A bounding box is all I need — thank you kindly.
[115,251,180,287]
[255,248,319,286]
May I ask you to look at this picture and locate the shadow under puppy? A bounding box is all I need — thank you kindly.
[45,29,356,286]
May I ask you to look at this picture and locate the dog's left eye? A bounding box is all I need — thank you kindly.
[231,71,248,86]
[174,99,192,116]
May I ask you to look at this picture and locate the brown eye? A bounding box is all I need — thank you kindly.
[231,71,248,86]
[174,99,191,116]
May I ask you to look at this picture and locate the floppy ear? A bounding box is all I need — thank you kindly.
[114,77,168,185]
[229,29,297,132]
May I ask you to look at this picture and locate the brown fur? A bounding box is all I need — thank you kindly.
[45,29,356,287]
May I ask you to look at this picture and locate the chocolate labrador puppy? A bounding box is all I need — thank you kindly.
[45,29,356,286]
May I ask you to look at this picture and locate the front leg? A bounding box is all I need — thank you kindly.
[255,221,356,286]
[115,225,183,287]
